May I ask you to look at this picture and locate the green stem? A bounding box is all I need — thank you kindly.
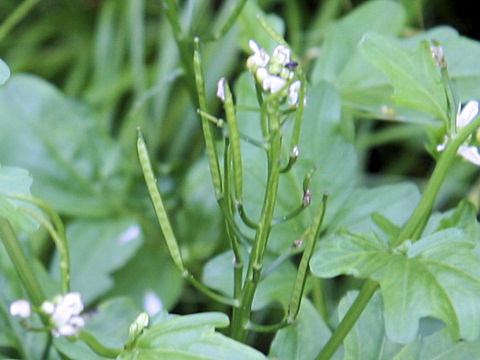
[287,194,328,322]
[17,206,70,294]
[394,113,480,246]
[222,138,243,300]
[163,0,197,103]
[184,272,239,307]
[284,0,302,51]
[207,0,248,41]
[231,104,283,341]
[0,217,45,307]
[316,280,379,360]
[8,195,69,292]
[78,331,122,358]
[0,0,40,41]
[246,319,288,333]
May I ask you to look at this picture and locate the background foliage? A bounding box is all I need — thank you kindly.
[2,0,480,359]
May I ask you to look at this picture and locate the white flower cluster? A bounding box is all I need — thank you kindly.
[9,292,85,337]
[245,40,303,107]
[437,100,480,165]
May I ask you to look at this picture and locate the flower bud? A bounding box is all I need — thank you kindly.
[9,299,31,318]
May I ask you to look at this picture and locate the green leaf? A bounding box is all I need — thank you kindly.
[311,0,406,84]
[326,183,420,236]
[176,158,222,261]
[0,58,10,85]
[106,244,183,313]
[358,32,448,121]
[404,330,480,360]
[238,2,284,54]
[404,26,480,103]
[341,290,480,360]
[310,229,480,343]
[341,291,402,359]
[269,299,336,360]
[338,26,480,124]
[0,75,126,217]
[0,165,38,232]
[51,218,143,305]
[118,312,266,360]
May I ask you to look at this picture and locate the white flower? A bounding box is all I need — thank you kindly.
[255,67,269,83]
[272,45,291,65]
[456,100,479,128]
[246,40,269,70]
[41,301,55,315]
[9,299,31,318]
[49,292,84,337]
[437,100,480,166]
[54,316,85,337]
[288,80,302,107]
[458,146,480,165]
[262,75,286,94]
[216,77,226,102]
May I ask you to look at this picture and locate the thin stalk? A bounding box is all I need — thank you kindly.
[316,280,379,360]
[206,0,248,41]
[184,272,239,307]
[193,39,223,197]
[284,0,302,51]
[237,202,258,229]
[223,137,244,300]
[231,103,283,341]
[78,331,122,358]
[223,80,244,205]
[394,113,480,246]
[0,0,40,41]
[246,320,288,333]
[17,206,70,293]
[287,194,328,323]
[0,217,45,307]
[163,0,197,102]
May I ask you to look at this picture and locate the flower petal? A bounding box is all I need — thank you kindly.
[9,299,31,318]
[288,80,301,106]
[216,77,226,102]
[262,75,286,94]
[458,145,480,166]
[248,40,261,54]
[272,45,291,65]
[457,100,479,128]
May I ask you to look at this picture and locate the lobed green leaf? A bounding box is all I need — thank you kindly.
[118,312,266,360]
[311,229,480,343]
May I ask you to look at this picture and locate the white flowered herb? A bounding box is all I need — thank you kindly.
[437,100,480,165]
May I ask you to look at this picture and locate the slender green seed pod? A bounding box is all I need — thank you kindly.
[223,80,243,202]
[287,194,328,322]
[193,39,223,197]
[137,131,185,273]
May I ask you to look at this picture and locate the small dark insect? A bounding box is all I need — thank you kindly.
[285,61,298,69]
